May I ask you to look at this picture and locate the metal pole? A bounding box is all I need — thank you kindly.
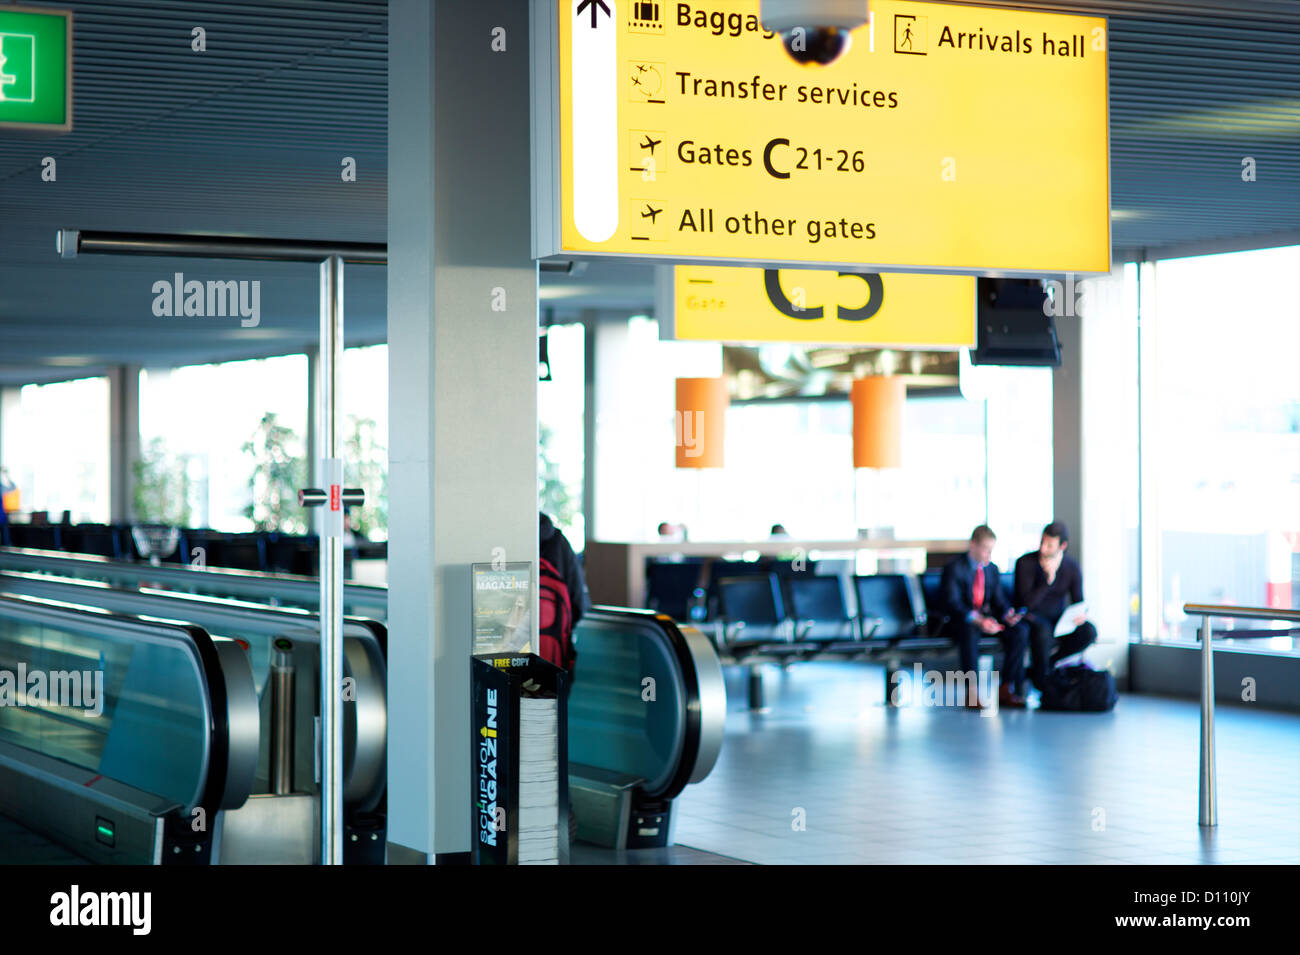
[319,255,346,863]
[1134,261,1144,642]
[1198,614,1216,827]
[269,639,296,796]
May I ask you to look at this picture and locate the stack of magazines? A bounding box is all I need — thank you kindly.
[516,695,559,864]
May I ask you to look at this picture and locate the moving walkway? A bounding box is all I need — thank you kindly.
[0,548,726,861]
[568,607,725,850]
[0,593,257,864]
[0,570,388,864]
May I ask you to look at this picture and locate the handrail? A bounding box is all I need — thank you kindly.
[1183,603,1300,623]
[0,546,387,618]
[1181,602,1299,830]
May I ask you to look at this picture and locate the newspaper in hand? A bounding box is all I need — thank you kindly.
[1054,601,1088,638]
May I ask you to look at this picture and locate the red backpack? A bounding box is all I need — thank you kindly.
[538,556,575,671]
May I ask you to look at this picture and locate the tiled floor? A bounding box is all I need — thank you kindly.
[669,662,1300,865]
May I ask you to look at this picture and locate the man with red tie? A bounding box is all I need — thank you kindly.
[939,525,1028,709]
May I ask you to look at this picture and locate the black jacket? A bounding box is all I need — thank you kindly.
[1013,552,1083,626]
[540,512,591,624]
[940,552,1011,624]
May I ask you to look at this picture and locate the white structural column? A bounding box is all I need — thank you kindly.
[107,364,141,523]
[1053,267,1139,679]
[387,0,539,861]
[1136,262,1161,642]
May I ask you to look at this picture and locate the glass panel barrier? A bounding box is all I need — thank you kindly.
[0,597,211,809]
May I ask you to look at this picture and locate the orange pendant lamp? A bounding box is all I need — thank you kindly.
[675,377,729,468]
[851,376,904,469]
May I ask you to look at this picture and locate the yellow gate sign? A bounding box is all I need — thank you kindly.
[668,265,974,346]
[533,0,1110,274]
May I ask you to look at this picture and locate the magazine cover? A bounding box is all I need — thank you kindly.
[471,562,533,656]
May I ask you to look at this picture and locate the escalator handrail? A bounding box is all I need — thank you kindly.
[0,569,387,659]
[0,546,387,615]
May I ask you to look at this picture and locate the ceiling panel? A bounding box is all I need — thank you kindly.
[0,0,1296,383]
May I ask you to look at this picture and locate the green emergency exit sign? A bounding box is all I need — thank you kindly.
[0,6,71,131]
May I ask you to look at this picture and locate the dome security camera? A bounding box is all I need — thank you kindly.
[761,0,869,65]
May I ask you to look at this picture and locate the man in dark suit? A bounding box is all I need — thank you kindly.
[1012,521,1097,693]
[940,525,1028,708]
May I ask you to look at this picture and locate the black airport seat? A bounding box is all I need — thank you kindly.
[853,573,941,648]
[704,558,771,621]
[644,558,707,622]
[61,524,123,559]
[717,573,798,656]
[9,524,62,551]
[919,569,948,636]
[264,533,319,576]
[771,558,817,618]
[788,574,856,643]
[209,534,268,572]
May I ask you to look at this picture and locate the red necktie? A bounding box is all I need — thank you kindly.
[972,564,985,610]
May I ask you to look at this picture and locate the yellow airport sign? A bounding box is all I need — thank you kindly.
[670,265,974,346]
[534,0,1110,274]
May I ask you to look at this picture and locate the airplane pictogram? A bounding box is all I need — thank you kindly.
[628,129,668,176]
[630,197,668,241]
[628,62,665,103]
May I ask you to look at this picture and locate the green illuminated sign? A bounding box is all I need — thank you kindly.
[0,6,71,131]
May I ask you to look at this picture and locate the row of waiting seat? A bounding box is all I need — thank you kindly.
[645,561,1016,706]
[0,521,378,575]
[647,558,1014,643]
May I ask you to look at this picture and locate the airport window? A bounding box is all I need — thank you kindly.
[892,393,990,542]
[2,376,110,524]
[139,356,308,533]
[539,324,586,551]
[341,345,389,543]
[598,329,1048,549]
[725,398,857,541]
[982,364,1056,573]
[1147,246,1300,652]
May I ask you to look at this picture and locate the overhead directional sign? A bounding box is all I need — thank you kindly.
[0,6,71,131]
[665,265,974,346]
[533,0,1110,274]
